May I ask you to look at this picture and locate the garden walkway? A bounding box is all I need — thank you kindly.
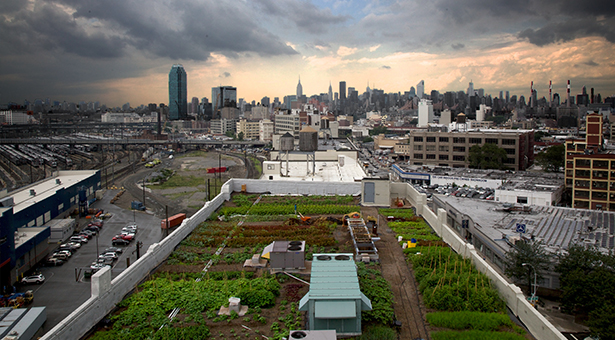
[362,206,430,340]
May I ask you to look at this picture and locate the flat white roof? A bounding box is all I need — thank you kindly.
[263,157,365,182]
[14,227,48,248]
[8,170,98,214]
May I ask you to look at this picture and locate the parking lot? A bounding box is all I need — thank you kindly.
[22,189,163,333]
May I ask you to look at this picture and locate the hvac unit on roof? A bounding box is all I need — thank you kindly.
[288,330,336,340]
[30,189,36,196]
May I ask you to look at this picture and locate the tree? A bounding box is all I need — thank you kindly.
[362,136,374,143]
[369,126,389,136]
[534,131,551,142]
[468,144,508,170]
[485,115,508,125]
[535,144,564,172]
[555,245,615,339]
[504,240,551,295]
[225,130,236,139]
[237,132,244,141]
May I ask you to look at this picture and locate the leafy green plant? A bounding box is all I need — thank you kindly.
[426,311,516,331]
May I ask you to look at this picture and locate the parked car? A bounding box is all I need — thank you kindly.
[45,258,64,266]
[54,250,72,258]
[90,263,110,271]
[85,225,100,233]
[59,243,79,252]
[114,233,135,241]
[104,247,124,254]
[21,273,45,284]
[89,220,104,227]
[112,238,130,246]
[121,227,137,234]
[50,253,68,261]
[98,252,119,260]
[68,241,82,248]
[79,230,93,239]
[70,235,88,244]
[94,257,115,266]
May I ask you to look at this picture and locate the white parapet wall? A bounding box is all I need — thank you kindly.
[401,183,566,340]
[40,179,360,340]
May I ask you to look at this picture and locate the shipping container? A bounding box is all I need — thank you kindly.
[161,213,186,229]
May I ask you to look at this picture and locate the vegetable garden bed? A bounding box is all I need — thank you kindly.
[380,208,532,339]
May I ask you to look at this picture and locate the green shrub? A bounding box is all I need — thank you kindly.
[426,311,516,331]
[359,325,397,340]
[431,330,527,340]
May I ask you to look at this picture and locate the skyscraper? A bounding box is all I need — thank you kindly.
[296,77,303,98]
[339,81,346,101]
[467,81,474,97]
[191,97,199,115]
[168,64,187,120]
[211,86,238,111]
[328,82,333,103]
[416,80,425,99]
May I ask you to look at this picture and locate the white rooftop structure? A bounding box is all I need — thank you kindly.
[263,151,366,182]
[5,170,99,214]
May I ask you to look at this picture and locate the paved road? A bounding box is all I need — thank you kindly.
[24,189,163,334]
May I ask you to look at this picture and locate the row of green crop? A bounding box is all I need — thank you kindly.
[388,220,441,242]
[357,262,396,326]
[381,209,524,339]
[231,194,355,207]
[219,203,357,217]
[90,276,280,340]
[407,246,506,313]
[379,208,416,220]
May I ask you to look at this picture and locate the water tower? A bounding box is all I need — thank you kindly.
[299,126,317,175]
[279,132,294,177]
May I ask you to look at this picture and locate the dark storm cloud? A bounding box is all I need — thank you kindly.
[0,0,297,61]
[584,60,599,67]
[254,0,350,34]
[451,43,465,50]
[0,2,125,58]
[518,18,615,46]
[430,0,615,46]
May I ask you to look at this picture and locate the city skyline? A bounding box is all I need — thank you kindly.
[1,0,615,107]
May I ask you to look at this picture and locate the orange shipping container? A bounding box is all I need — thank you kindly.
[161,213,186,229]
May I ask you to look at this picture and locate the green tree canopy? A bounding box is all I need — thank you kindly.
[504,240,552,295]
[237,131,244,141]
[534,131,552,142]
[369,126,389,136]
[535,144,564,172]
[485,115,508,125]
[555,245,615,339]
[468,144,508,170]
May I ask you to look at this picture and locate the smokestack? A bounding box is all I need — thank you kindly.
[567,80,571,107]
[549,80,552,107]
[591,88,595,104]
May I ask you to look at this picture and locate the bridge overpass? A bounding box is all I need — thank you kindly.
[0,138,267,148]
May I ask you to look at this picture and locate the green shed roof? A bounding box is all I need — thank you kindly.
[299,253,372,312]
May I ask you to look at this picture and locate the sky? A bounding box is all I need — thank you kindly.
[1,0,615,107]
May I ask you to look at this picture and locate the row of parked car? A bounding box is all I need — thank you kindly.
[46,219,105,266]
[111,222,138,246]
[91,222,138,272]
[415,184,496,200]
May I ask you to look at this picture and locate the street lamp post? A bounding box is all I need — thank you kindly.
[522,263,537,306]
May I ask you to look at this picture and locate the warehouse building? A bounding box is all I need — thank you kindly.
[0,170,101,285]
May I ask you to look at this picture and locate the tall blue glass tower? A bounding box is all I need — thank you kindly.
[168,64,187,120]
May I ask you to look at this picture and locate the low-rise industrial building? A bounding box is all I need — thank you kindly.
[432,195,615,290]
[0,170,100,285]
[377,128,535,171]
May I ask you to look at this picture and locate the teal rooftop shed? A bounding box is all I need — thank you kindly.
[299,253,372,337]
